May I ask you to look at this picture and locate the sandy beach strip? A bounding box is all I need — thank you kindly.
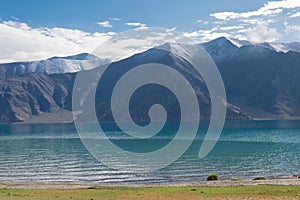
[0,178,299,189]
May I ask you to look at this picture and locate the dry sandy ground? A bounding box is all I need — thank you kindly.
[0,178,299,189]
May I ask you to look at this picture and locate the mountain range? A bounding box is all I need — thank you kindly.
[1,37,300,123]
[0,53,109,80]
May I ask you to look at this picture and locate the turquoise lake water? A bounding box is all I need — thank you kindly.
[0,121,299,184]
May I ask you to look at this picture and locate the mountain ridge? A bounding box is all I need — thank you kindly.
[1,37,300,122]
[0,53,109,80]
[1,37,300,80]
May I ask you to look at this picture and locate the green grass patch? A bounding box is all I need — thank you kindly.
[0,185,299,200]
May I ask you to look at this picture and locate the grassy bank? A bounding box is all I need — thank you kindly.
[0,185,299,200]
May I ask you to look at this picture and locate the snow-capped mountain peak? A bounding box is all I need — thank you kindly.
[51,53,100,61]
[267,42,300,53]
[226,37,252,48]
[0,53,110,79]
[201,37,240,62]
[205,37,300,53]
[200,37,300,63]
[154,42,208,66]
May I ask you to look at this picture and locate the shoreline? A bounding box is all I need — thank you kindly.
[1,178,300,189]
[2,117,300,125]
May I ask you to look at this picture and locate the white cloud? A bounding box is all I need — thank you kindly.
[289,12,300,18]
[197,20,209,25]
[176,0,300,43]
[218,25,244,31]
[263,0,300,10]
[210,9,282,21]
[92,28,190,61]
[251,18,277,25]
[245,21,281,42]
[201,0,300,42]
[166,27,177,32]
[211,0,300,21]
[0,21,184,63]
[97,21,112,28]
[284,21,300,30]
[183,22,281,43]
[108,17,120,21]
[126,22,145,27]
[284,22,300,40]
[11,16,19,21]
[0,21,113,63]
[183,25,247,42]
[125,22,148,30]
[184,30,230,42]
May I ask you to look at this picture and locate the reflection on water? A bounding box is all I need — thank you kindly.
[0,121,299,183]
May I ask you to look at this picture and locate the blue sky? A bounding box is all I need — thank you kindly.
[0,0,270,32]
[1,0,300,62]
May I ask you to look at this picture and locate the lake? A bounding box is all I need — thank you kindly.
[0,120,299,184]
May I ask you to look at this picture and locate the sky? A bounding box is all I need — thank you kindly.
[1,0,300,63]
